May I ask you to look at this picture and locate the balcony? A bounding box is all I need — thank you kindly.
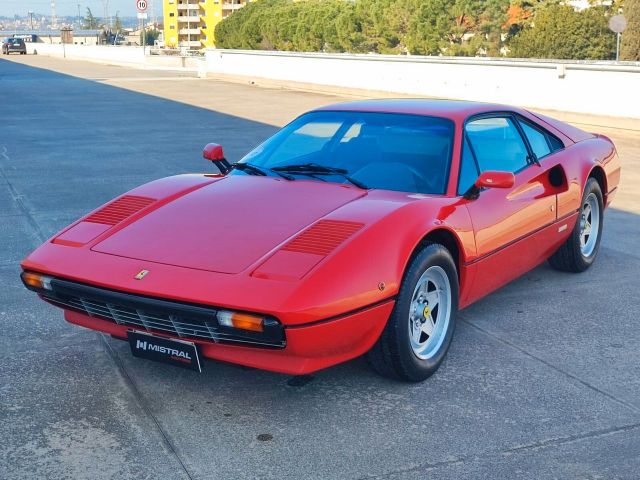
[179,28,201,35]
[177,16,200,22]
[177,3,200,10]
[178,40,202,48]
[222,3,244,10]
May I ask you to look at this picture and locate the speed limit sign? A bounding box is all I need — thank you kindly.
[136,0,148,13]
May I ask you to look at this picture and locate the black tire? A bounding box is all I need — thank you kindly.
[549,177,604,273]
[366,243,459,382]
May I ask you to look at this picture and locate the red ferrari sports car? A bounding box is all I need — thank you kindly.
[21,99,620,381]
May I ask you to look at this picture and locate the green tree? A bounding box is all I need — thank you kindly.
[621,0,640,60]
[114,13,123,34]
[141,29,160,46]
[83,7,100,29]
[508,5,616,59]
[405,0,451,55]
[215,0,617,60]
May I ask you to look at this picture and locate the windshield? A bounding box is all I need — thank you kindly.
[9,39,23,45]
[234,111,454,194]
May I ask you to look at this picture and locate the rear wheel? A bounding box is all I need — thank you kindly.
[366,243,458,382]
[549,178,603,272]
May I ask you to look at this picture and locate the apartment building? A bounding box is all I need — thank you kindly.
[162,0,253,49]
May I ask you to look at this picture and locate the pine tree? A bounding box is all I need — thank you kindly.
[114,13,123,34]
[508,5,616,60]
[84,7,99,30]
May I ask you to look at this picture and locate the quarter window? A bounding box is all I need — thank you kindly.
[465,117,529,173]
[519,120,563,160]
[520,122,551,159]
[458,137,479,195]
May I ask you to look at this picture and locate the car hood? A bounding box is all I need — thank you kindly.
[92,175,367,274]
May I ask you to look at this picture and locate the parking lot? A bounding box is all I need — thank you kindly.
[1,55,639,479]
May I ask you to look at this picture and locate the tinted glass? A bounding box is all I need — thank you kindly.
[520,122,551,159]
[465,117,529,173]
[548,134,564,152]
[237,111,455,194]
[458,137,479,195]
[252,121,342,166]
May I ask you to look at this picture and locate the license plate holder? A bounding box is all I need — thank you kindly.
[128,331,201,372]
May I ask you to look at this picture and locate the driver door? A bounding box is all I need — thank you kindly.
[461,116,557,301]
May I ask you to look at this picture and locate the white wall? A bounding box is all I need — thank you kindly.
[26,43,204,71]
[23,44,640,119]
[205,50,640,119]
[28,43,145,67]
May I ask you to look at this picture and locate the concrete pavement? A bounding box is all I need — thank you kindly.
[1,55,639,480]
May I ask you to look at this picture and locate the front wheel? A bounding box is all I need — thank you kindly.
[549,177,604,272]
[366,243,458,382]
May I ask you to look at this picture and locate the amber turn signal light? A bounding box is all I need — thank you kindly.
[217,310,264,332]
[21,271,53,290]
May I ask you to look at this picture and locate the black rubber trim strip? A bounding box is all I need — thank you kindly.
[463,209,579,267]
[22,273,285,345]
[285,296,397,330]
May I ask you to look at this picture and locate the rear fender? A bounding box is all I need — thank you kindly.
[554,138,618,218]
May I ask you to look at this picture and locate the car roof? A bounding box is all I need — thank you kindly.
[313,99,527,122]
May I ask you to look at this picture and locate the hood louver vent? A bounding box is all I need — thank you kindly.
[282,220,364,256]
[85,195,155,226]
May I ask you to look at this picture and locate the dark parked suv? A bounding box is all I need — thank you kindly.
[2,38,27,55]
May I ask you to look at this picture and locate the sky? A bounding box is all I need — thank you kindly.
[0,0,159,17]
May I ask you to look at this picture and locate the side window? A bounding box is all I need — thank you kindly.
[458,137,479,195]
[465,117,529,173]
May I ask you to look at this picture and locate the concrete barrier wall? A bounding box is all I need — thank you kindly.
[26,43,204,71]
[205,50,640,119]
[28,43,145,67]
[23,44,640,118]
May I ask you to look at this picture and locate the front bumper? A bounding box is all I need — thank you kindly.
[25,274,393,375]
[32,276,287,349]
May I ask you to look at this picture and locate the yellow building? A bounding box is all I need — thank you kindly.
[163,0,253,49]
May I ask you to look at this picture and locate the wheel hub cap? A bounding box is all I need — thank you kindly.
[579,193,600,257]
[408,266,452,360]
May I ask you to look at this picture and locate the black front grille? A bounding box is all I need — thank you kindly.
[36,278,285,349]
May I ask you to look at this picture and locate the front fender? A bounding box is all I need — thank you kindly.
[279,192,474,324]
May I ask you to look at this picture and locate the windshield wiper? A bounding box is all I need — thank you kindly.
[231,162,294,180]
[272,163,369,189]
